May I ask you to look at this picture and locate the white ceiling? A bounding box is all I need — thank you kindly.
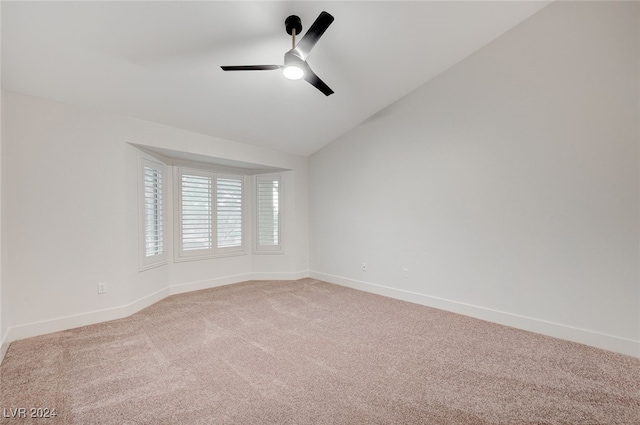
[1,1,551,157]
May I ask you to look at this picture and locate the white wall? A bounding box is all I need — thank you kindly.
[0,0,4,358]
[309,1,639,357]
[1,91,309,350]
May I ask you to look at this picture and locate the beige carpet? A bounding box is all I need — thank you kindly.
[1,278,639,424]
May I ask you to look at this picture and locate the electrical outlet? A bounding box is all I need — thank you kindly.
[402,269,409,278]
[98,282,107,294]
[361,263,367,271]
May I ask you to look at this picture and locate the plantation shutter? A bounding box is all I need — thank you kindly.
[177,168,245,260]
[181,173,212,251]
[256,175,281,251]
[216,176,243,249]
[143,164,164,257]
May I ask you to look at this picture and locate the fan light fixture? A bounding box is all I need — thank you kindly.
[220,12,335,96]
[283,65,304,80]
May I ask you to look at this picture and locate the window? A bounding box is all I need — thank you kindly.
[181,172,212,251]
[255,174,283,253]
[216,177,243,249]
[176,167,244,260]
[139,157,166,270]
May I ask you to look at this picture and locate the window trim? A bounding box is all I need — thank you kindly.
[254,173,284,254]
[174,166,246,262]
[138,155,167,271]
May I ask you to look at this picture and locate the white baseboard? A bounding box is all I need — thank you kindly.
[169,273,255,295]
[249,270,310,281]
[0,271,310,363]
[1,334,10,363]
[5,270,634,362]
[310,271,640,359]
[169,271,309,295]
[2,287,170,361]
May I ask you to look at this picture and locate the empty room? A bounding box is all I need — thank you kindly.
[1,1,639,424]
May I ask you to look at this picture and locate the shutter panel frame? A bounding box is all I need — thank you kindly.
[178,170,214,258]
[175,167,246,261]
[216,175,244,253]
[139,156,167,271]
[255,174,283,254]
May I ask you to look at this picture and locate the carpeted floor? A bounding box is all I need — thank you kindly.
[1,278,639,424]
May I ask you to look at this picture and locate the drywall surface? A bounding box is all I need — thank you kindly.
[310,1,639,356]
[0,4,4,359]
[1,91,309,344]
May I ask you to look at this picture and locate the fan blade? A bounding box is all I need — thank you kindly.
[221,65,281,71]
[294,11,334,61]
[303,65,334,96]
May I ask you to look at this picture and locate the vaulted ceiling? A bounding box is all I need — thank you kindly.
[1,1,551,156]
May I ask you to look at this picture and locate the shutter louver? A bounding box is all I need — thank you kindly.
[143,166,164,257]
[181,174,212,251]
[257,177,280,247]
[217,177,243,248]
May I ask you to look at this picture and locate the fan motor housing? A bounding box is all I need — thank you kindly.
[285,15,302,35]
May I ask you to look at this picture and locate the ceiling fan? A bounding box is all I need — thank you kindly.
[221,11,335,96]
